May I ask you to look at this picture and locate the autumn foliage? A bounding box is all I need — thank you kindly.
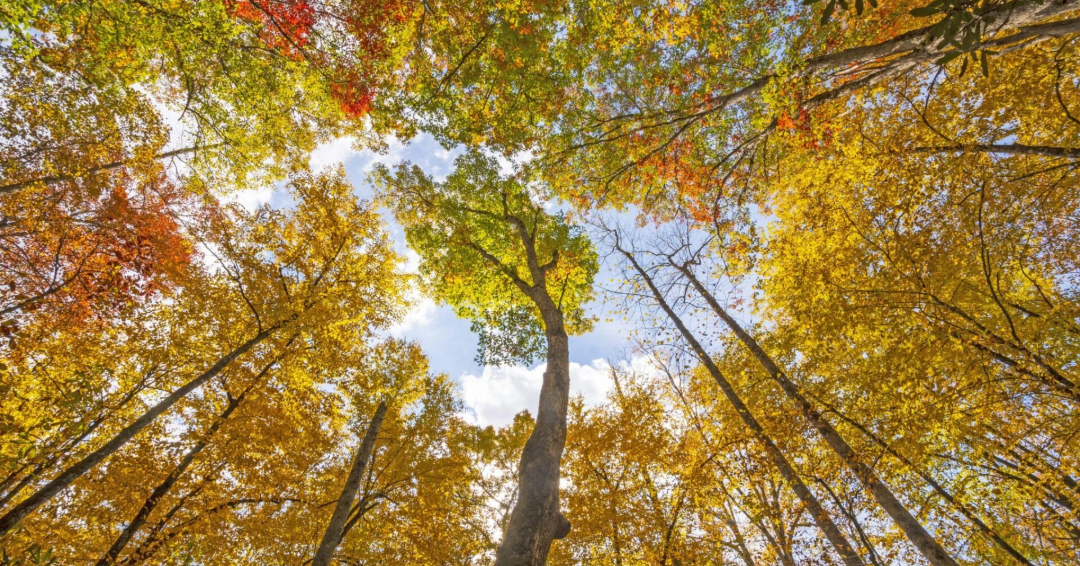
[1,0,1079,565]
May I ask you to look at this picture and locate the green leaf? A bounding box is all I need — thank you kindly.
[961,29,977,50]
[980,50,990,77]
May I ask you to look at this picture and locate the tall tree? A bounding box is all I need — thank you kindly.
[375,150,598,565]
[605,225,868,566]
[0,167,404,539]
[312,400,387,566]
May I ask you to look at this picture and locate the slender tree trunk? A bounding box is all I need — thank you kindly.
[813,477,885,566]
[671,261,958,566]
[925,293,1077,398]
[907,144,1080,158]
[614,239,866,566]
[0,374,149,509]
[312,400,387,566]
[815,399,1035,566]
[568,2,1079,173]
[796,1,1078,78]
[94,354,280,566]
[719,500,756,566]
[495,292,573,566]
[0,324,281,537]
[339,492,384,543]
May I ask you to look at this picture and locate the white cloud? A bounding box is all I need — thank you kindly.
[309,136,360,171]
[359,135,408,173]
[222,186,275,211]
[460,358,622,428]
[388,250,438,336]
[390,295,437,337]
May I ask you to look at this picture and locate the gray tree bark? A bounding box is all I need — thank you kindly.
[312,400,387,566]
[613,237,866,566]
[670,260,958,566]
[0,324,281,537]
[484,211,574,566]
[93,353,284,565]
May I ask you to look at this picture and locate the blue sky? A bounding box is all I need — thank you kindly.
[231,133,641,427]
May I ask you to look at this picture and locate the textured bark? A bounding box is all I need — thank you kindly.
[671,262,958,566]
[312,400,387,566]
[615,240,866,566]
[494,292,572,566]
[578,1,1079,151]
[476,206,575,566]
[908,143,1080,158]
[797,0,1078,76]
[0,375,150,510]
[0,324,280,537]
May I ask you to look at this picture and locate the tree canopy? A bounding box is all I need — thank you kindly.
[1,0,1079,564]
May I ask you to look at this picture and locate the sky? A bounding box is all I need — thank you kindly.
[230,133,643,429]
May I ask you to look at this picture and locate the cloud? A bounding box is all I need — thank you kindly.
[460,358,623,428]
[390,295,437,337]
[309,136,360,171]
[359,136,408,174]
[388,249,439,336]
[221,186,275,211]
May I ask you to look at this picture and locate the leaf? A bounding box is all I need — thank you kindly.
[821,0,837,24]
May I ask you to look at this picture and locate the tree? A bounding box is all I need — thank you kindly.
[0,167,404,544]
[0,0,416,196]
[605,225,868,566]
[313,401,387,566]
[375,150,598,565]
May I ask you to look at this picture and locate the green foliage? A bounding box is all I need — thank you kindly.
[373,150,597,365]
[470,306,547,366]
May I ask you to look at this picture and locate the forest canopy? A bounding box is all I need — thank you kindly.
[1,0,1078,564]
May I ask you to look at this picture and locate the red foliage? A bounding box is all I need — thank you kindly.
[0,170,198,339]
[224,0,415,118]
[226,0,316,58]
[330,79,375,118]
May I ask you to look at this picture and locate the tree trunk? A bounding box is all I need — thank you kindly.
[907,144,1080,158]
[94,355,279,565]
[672,261,958,566]
[797,1,1078,77]
[494,291,573,566]
[312,400,387,566]
[816,399,1034,566]
[615,240,866,566]
[0,374,150,509]
[0,324,280,537]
